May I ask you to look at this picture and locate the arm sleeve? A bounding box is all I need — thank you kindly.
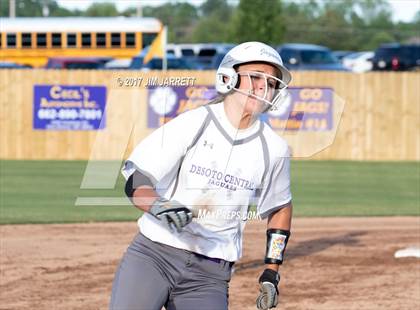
[257,152,292,219]
[124,170,154,198]
[121,108,207,188]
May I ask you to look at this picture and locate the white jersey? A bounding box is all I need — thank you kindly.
[122,102,292,262]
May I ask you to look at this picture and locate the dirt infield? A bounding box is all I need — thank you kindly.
[1,217,419,310]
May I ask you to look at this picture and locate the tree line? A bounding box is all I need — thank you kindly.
[1,0,419,51]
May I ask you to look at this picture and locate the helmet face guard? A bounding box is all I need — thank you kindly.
[215,42,292,112]
[216,68,290,112]
[234,71,290,112]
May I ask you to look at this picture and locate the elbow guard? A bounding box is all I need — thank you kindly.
[264,229,290,265]
[125,170,154,199]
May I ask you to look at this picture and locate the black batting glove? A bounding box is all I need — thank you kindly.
[256,269,280,310]
[149,198,193,233]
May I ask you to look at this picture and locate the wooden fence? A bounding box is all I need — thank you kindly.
[0,70,418,161]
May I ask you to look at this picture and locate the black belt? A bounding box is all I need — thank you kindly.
[194,252,234,267]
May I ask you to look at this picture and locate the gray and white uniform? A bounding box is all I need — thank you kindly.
[110,102,291,309]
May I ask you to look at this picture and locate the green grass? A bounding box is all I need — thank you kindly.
[0,160,419,224]
[0,160,139,224]
[291,161,419,216]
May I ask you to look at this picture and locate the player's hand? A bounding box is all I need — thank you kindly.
[149,198,193,233]
[256,269,280,310]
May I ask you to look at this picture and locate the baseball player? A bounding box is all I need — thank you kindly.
[110,41,293,310]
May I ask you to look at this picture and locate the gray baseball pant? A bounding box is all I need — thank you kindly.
[110,233,233,310]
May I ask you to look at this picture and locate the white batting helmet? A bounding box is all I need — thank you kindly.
[215,41,291,110]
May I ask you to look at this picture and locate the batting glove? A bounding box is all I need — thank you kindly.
[149,198,193,233]
[256,269,280,310]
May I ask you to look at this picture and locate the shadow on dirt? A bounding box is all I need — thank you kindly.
[234,231,367,273]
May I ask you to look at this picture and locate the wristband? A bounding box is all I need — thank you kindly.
[264,229,290,265]
[149,198,170,217]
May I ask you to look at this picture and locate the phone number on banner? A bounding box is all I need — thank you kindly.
[37,108,103,120]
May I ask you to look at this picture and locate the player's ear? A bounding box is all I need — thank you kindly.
[215,67,239,94]
[224,75,240,89]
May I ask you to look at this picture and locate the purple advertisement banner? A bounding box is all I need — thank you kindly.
[33,85,106,130]
[264,87,333,131]
[147,86,333,131]
[147,85,217,128]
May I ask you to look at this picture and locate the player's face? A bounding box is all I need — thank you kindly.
[235,62,279,115]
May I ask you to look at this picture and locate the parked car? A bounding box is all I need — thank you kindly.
[166,43,198,58]
[130,54,197,70]
[166,43,234,70]
[208,52,227,70]
[332,50,355,62]
[130,45,205,70]
[277,43,348,71]
[372,43,420,71]
[167,43,233,57]
[45,57,112,69]
[342,51,374,73]
[0,61,32,69]
[195,44,234,69]
[104,58,131,70]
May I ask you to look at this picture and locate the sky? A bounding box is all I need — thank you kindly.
[56,0,420,22]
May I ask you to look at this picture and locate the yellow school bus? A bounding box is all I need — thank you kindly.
[0,17,162,67]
